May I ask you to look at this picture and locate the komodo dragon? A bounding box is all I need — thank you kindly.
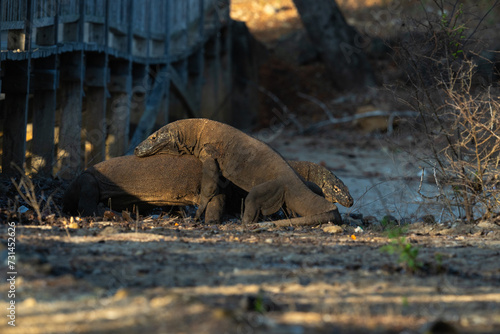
[62,155,353,223]
[134,118,345,225]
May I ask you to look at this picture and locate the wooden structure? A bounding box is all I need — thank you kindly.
[0,0,232,177]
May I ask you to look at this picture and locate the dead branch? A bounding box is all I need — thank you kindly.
[302,110,419,134]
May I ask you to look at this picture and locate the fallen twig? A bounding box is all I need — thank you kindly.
[302,110,419,135]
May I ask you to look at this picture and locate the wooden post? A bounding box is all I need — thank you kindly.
[1,58,31,175]
[84,53,108,167]
[106,58,131,158]
[187,47,204,111]
[130,63,148,125]
[1,0,32,175]
[200,35,221,120]
[56,0,85,178]
[2,93,29,175]
[58,52,84,178]
[32,56,59,175]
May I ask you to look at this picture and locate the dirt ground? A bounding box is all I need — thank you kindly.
[1,1,500,333]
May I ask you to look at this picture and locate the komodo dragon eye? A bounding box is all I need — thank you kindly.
[150,135,157,141]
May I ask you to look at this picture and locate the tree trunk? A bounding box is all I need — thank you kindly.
[292,0,376,91]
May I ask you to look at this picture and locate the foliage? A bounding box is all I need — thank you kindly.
[10,163,56,223]
[396,0,500,222]
[380,227,422,272]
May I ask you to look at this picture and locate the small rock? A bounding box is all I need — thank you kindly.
[323,225,343,234]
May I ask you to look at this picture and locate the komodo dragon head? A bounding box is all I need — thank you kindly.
[322,174,354,208]
[289,160,354,208]
[135,125,181,157]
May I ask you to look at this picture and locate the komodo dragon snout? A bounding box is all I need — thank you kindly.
[135,131,177,157]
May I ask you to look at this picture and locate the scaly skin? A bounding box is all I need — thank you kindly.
[287,160,353,208]
[63,154,352,224]
[135,118,345,225]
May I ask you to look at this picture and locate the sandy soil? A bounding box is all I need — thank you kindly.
[0,211,499,334]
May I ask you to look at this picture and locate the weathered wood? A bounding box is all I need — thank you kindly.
[58,52,84,178]
[130,63,148,125]
[31,56,58,175]
[106,59,131,158]
[1,60,30,94]
[169,62,198,118]
[84,87,107,166]
[0,0,234,175]
[187,47,204,110]
[106,91,130,158]
[7,29,25,50]
[60,54,84,81]
[85,52,108,88]
[35,25,56,46]
[2,93,28,175]
[58,80,83,178]
[84,22,105,44]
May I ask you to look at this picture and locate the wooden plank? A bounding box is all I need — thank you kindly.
[2,93,28,175]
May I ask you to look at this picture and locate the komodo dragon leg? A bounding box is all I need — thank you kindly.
[242,179,287,224]
[204,193,226,223]
[64,173,100,216]
[195,158,221,220]
[242,179,342,226]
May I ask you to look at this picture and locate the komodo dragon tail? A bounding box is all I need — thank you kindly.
[259,209,342,227]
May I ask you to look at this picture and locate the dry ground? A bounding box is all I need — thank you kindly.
[0,215,499,334]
